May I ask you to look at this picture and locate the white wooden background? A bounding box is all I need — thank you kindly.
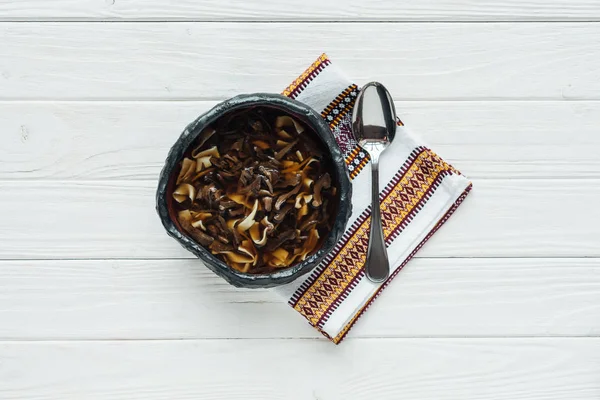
[1,1,600,399]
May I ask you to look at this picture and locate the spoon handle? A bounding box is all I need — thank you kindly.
[365,159,390,283]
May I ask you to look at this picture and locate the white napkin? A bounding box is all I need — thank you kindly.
[275,54,472,343]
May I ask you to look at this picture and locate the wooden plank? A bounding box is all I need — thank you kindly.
[0,179,598,259]
[0,258,598,340]
[1,23,599,100]
[3,100,600,181]
[1,0,600,21]
[0,339,599,399]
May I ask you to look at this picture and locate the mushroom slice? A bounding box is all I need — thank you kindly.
[216,215,229,232]
[218,200,238,211]
[274,139,299,160]
[228,206,246,217]
[238,168,253,186]
[273,203,294,223]
[207,224,219,238]
[275,116,304,135]
[276,172,302,188]
[237,199,259,232]
[312,173,331,207]
[216,170,237,180]
[176,158,197,184]
[231,227,243,248]
[299,210,320,231]
[230,138,244,152]
[275,184,301,210]
[223,154,240,166]
[192,230,214,247]
[239,175,261,196]
[265,229,296,251]
[196,183,218,206]
[209,240,233,254]
[262,196,273,212]
[263,178,274,195]
[173,183,196,203]
[258,165,279,183]
[192,167,215,180]
[217,235,230,244]
[265,156,281,168]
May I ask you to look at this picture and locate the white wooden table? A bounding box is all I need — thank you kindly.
[1,2,600,398]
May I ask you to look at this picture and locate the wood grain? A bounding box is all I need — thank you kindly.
[1,23,599,100]
[3,101,600,181]
[1,339,599,399]
[0,0,599,397]
[0,258,598,340]
[1,0,600,21]
[0,179,598,259]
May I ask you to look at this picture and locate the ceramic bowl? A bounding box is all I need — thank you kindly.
[156,93,352,288]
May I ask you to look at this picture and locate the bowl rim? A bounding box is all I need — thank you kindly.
[156,93,352,288]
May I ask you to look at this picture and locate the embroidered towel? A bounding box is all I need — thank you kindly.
[274,54,473,344]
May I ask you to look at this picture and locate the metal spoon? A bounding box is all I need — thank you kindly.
[351,82,397,283]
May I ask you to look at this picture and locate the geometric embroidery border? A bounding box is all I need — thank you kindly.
[321,84,358,128]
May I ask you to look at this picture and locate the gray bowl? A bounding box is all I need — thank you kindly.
[156,93,352,288]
